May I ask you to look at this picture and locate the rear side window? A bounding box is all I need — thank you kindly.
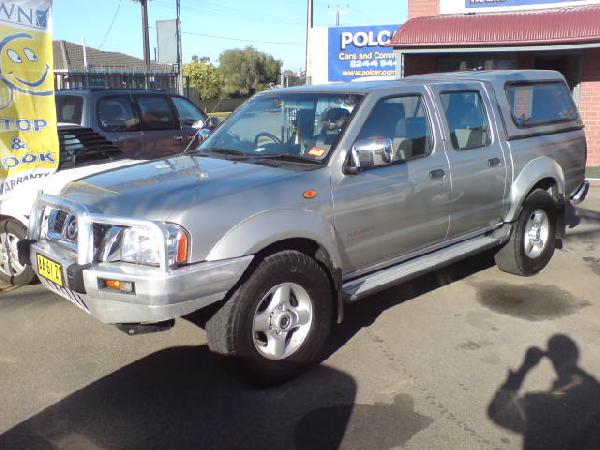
[506,82,579,127]
[171,96,207,127]
[97,96,140,132]
[136,95,179,130]
[358,95,433,161]
[440,90,491,150]
[56,95,83,124]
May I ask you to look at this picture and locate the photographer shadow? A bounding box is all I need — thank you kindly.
[488,334,600,450]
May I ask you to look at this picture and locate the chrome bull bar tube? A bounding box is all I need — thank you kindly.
[28,193,171,272]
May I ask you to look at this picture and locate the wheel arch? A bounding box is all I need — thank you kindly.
[0,214,28,227]
[505,157,565,222]
[206,210,346,323]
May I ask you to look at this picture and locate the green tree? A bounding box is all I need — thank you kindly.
[183,61,223,100]
[218,47,282,97]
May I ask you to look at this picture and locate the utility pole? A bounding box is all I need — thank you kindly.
[176,0,183,95]
[133,0,151,88]
[328,4,348,27]
[305,0,313,85]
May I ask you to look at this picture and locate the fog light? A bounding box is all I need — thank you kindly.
[100,279,135,294]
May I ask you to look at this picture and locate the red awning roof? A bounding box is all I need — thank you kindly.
[390,5,600,49]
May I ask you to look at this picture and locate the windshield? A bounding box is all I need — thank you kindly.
[198,92,362,161]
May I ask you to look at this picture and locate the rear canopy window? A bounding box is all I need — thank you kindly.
[56,95,83,124]
[506,82,579,127]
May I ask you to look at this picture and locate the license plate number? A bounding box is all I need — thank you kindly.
[37,255,63,286]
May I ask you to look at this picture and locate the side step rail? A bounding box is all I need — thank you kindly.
[342,236,500,302]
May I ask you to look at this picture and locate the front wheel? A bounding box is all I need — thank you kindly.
[0,218,36,286]
[206,250,333,385]
[495,189,557,276]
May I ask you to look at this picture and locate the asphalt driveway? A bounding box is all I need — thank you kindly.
[1,189,599,449]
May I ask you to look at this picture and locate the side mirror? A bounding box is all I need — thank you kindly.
[197,128,213,144]
[344,137,398,174]
[205,116,222,131]
[192,119,205,129]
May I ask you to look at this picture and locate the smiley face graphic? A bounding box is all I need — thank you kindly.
[0,32,53,100]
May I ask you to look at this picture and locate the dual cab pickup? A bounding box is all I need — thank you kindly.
[22,70,589,384]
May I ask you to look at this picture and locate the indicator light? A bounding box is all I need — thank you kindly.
[101,279,135,294]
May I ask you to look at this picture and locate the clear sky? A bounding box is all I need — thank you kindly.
[53,0,407,71]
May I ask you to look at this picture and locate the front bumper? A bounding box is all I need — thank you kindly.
[29,240,252,324]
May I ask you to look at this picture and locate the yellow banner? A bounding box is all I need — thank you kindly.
[0,0,57,199]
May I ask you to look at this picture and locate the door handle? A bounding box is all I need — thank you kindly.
[488,157,501,167]
[429,168,446,180]
[174,135,184,141]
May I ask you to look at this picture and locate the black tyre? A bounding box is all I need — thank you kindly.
[495,189,557,276]
[206,250,333,385]
[0,218,36,286]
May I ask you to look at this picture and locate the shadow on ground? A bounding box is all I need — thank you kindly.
[488,334,600,450]
[0,345,432,450]
[324,251,497,360]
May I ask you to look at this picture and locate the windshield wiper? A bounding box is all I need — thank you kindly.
[193,148,251,159]
[256,153,322,165]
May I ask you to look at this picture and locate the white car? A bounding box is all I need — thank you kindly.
[0,125,143,286]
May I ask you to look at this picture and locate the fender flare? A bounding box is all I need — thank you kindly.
[206,209,346,322]
[206,209,345,270]
[505,157,565,222]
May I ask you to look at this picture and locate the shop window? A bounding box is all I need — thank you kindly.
[439,54,518,72]
[506,82,579,127]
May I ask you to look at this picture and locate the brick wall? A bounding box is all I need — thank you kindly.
[578,49,600,167]
[408,0,439,18]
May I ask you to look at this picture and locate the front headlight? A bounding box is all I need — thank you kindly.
[120,227,161,266]
[102,223,189,268]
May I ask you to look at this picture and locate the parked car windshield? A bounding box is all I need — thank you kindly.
[198,92,363,161]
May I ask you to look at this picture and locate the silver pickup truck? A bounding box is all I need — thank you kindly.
[21,70,589,384]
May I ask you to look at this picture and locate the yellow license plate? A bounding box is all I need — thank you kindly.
[37,255,63,287]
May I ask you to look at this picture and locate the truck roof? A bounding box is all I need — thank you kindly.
[263,70,566,95]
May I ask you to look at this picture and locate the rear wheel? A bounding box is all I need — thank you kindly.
[495,189,557,276]
[0,219,36,286]
[206,250,333,385]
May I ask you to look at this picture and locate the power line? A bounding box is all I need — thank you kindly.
[152,0,304,25]
[98,0,122,49]
[181,29,303,46]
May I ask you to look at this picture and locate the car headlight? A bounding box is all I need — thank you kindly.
[101,223,189,268]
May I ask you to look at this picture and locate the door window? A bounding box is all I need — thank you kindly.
[440,91,490,150]
[171,96,207,127]
[135,95,179,131]
[97,96,140,132]
[357,95,433,161]
[56,95,83,124]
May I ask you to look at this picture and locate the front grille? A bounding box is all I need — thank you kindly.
[93,224,110,260]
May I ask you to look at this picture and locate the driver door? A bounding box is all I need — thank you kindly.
[332,89,451,274]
